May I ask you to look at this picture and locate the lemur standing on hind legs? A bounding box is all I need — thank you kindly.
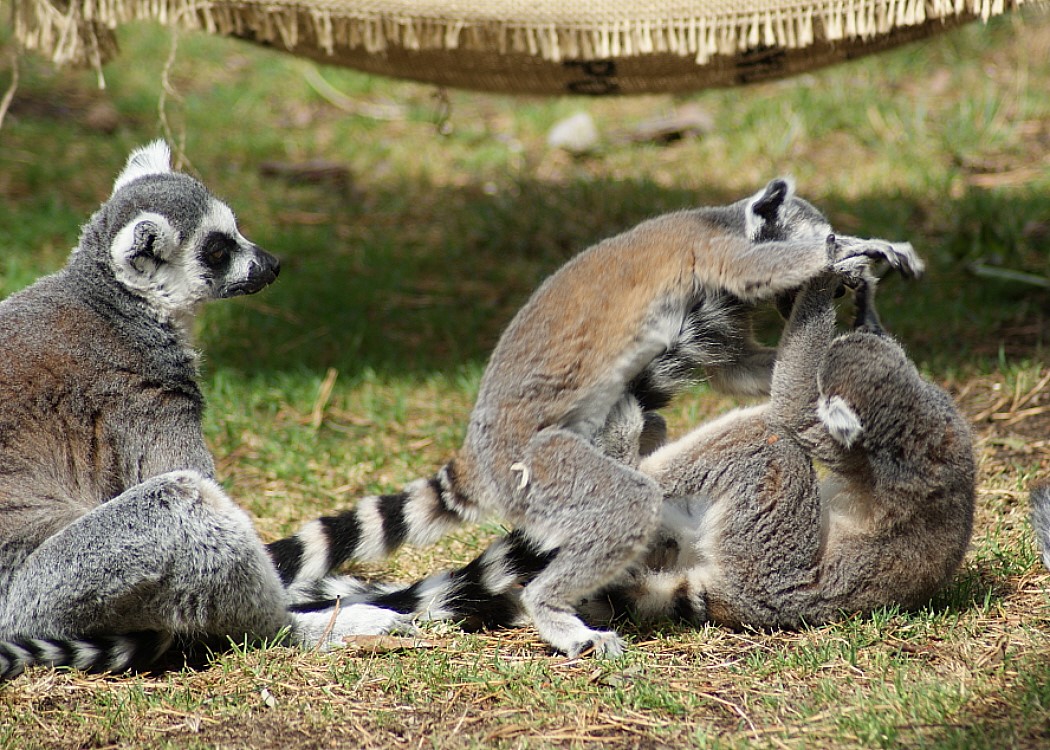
[0,142,409,681]
[270,178,923,657]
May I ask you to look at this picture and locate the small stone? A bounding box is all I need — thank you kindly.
[547,111,600,154]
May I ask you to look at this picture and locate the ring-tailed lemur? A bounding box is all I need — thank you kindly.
[0,142,407,681]
[578,261,976,629]
[304,252,974,634]
[269,179,922,657]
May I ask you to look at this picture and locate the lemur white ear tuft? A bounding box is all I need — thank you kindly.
[112,141,173,195]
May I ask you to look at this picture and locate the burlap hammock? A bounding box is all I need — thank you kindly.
[11,0,1046,95]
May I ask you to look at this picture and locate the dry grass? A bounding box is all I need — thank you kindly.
[1,372,1048,750]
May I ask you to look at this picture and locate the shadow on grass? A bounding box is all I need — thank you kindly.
[197,174,1050,380]
[920,652,1050,749]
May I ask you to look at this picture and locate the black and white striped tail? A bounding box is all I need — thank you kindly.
[268,462,475,590]
[289,537,708,633]
[1031,482,1050,572]
[289,530,558,632]
[0,631,173,681]
[577,569,709,626]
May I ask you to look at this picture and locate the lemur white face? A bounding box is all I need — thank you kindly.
[110,201,280,315]
[105,141,280,319]
[190,200,281,300]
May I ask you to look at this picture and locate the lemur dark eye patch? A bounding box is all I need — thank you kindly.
[200,232,236,269]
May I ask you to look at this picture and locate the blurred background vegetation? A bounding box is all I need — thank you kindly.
[2,12,1048,378]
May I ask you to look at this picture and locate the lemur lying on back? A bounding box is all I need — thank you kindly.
[270,178,922,657]
[0,142,407,681]
[305,250,975,636]
[581,260,976,629]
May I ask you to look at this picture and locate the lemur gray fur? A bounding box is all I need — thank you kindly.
[269,178,922,657]
[0,142,407,681]
[305,251,974,636]
[1031,483,1050,571]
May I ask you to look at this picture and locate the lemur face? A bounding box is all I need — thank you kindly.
[191,200,281,300]
[99,142,280,315]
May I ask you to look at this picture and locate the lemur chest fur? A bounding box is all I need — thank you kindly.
[0,280,201,517]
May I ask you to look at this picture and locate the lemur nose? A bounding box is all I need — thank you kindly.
[255,246,281,278]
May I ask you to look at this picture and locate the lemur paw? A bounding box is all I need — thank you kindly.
[825,234,872,288]
[565,630,625,659]
[833,237,924,279]
[830,255,872,287]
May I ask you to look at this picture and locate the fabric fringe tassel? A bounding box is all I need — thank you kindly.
[10,0,1039,83]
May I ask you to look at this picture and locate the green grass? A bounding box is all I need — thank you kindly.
[2,8,1050,749]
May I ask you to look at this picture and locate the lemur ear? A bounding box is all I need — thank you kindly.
[749,178,795,222]
[112,141,173,195]
[127,220,162,274]
[745,177,796,241]
[817,395,864,449]
[110,213,178,278]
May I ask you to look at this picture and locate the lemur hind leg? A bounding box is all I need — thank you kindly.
[0,471,288,641]
[517,428,662,658]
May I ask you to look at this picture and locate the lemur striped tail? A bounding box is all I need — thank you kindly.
[290,538,709,633]
[288,530,558,632]
[1030,483,1050,572]
[578,569,709,626]
[268,462,477,589]
[0,631,173,681]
